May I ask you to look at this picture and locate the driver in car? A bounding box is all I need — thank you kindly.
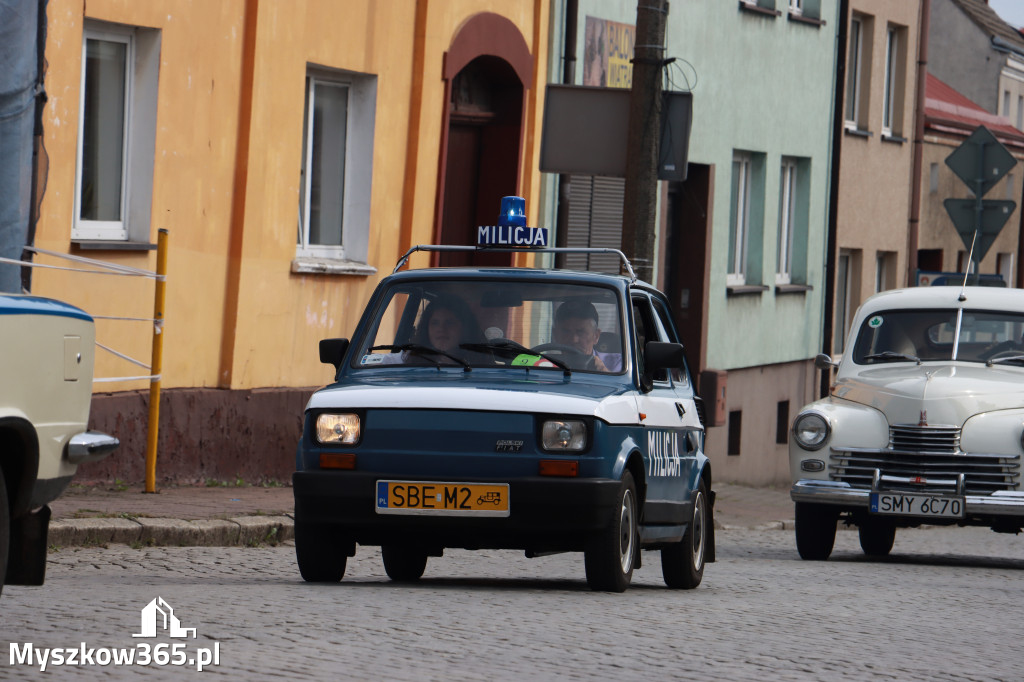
[553,300,622,372]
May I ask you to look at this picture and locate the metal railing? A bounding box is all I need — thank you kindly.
[0,229,169,492]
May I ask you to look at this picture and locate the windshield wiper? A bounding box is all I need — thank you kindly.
[369,344,471,372]
[987,354,1024,367]
[459,339,572,376]
[863,350,921,365]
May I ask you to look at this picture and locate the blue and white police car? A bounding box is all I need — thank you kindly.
[292,198,713,591]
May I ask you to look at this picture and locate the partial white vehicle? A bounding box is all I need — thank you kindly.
[0,294,117,593]
[790,286,1024,559]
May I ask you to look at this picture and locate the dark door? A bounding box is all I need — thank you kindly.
[664,164,712,374]
[439,57,523,267]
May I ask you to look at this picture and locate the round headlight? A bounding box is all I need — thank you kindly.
[793,412,830,451]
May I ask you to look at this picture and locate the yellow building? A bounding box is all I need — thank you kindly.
[31,0,550,483]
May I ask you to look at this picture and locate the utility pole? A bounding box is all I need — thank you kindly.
[621,0,668,284]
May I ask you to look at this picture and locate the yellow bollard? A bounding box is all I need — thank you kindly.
[144,229,169,493]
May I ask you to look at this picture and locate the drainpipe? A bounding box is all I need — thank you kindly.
[821,0,849,398]
[554,0,578,268]
[907,0,931,288]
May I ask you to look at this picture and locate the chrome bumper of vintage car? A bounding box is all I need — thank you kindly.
[791,479,1024,517]
[66,431,119,464]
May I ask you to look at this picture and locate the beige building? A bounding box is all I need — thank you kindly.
[918,73,1024,284]
[831,0,926,354]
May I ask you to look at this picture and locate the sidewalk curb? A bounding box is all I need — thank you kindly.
[48,515,295,548]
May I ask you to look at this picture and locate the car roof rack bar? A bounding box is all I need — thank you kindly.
[393,245,637,282]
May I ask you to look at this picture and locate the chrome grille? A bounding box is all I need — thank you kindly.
[830,425,1020,494]
[888,424,960,454]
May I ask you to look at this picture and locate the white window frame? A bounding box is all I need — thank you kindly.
[835,251,852,354]
[728,153,752,286]
[75,27,132,241]
[998,253,1014,286]
[74,21,159,244]
[294,67,377,273]
[875,253,888,293]
[882,27,899,136]
[789,0,803,15]
[776,158,797,284]
[298,77,350,260]
[845,17,864,130]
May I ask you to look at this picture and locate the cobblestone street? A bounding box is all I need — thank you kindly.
[3,527,1023,680]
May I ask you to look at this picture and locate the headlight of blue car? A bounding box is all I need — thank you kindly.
[541,420,587,452]
[316,413,361,445]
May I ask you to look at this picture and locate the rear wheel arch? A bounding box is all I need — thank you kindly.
[624,450,646,508]
[0,417,39,518]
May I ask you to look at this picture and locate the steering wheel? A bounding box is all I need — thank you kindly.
[531,343,597,370]
[981,340,1024,361]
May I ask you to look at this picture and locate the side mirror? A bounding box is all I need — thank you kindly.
[644,341,684,372]
[814,353,836,371]
[319,338,350,371]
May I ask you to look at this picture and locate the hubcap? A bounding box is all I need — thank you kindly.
[691,491,706,570]
[619,488,636,573]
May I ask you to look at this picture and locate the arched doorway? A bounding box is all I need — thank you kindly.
[435,13,533,267]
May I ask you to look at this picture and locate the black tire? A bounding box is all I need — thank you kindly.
[0,468,8,598]
[661,480,707,589]
[381,545,428,582]
[858,516,896,557]
[295,522,347,582]
[794,502,838,561]
[585,470,638,592]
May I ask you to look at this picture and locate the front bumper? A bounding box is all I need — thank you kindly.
[66,430,120,464]
[293,470,621,551]
[791,479,1024,517]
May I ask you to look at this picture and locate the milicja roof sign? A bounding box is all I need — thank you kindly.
[944,125,1017,197]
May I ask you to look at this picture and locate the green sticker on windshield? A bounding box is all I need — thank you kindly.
[868,315,883,329]
[512,354,543,366]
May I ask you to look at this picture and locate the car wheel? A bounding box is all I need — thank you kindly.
[585,470,637,592]
[795,502,838,561]
[858,516,896,557]
[381,545,428,582]
[295,522,347,582]
[661,479,707,589]
[0,468,8,597]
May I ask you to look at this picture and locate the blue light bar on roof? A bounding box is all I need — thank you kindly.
[477,196,549,247]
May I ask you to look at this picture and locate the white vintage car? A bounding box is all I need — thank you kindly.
[790,285,1024,559]
[0,293,117,594]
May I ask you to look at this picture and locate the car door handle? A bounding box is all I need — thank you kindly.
[675,402,686,418]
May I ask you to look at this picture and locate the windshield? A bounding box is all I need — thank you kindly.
[355,279,625,374]
[851,308,1024,364]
